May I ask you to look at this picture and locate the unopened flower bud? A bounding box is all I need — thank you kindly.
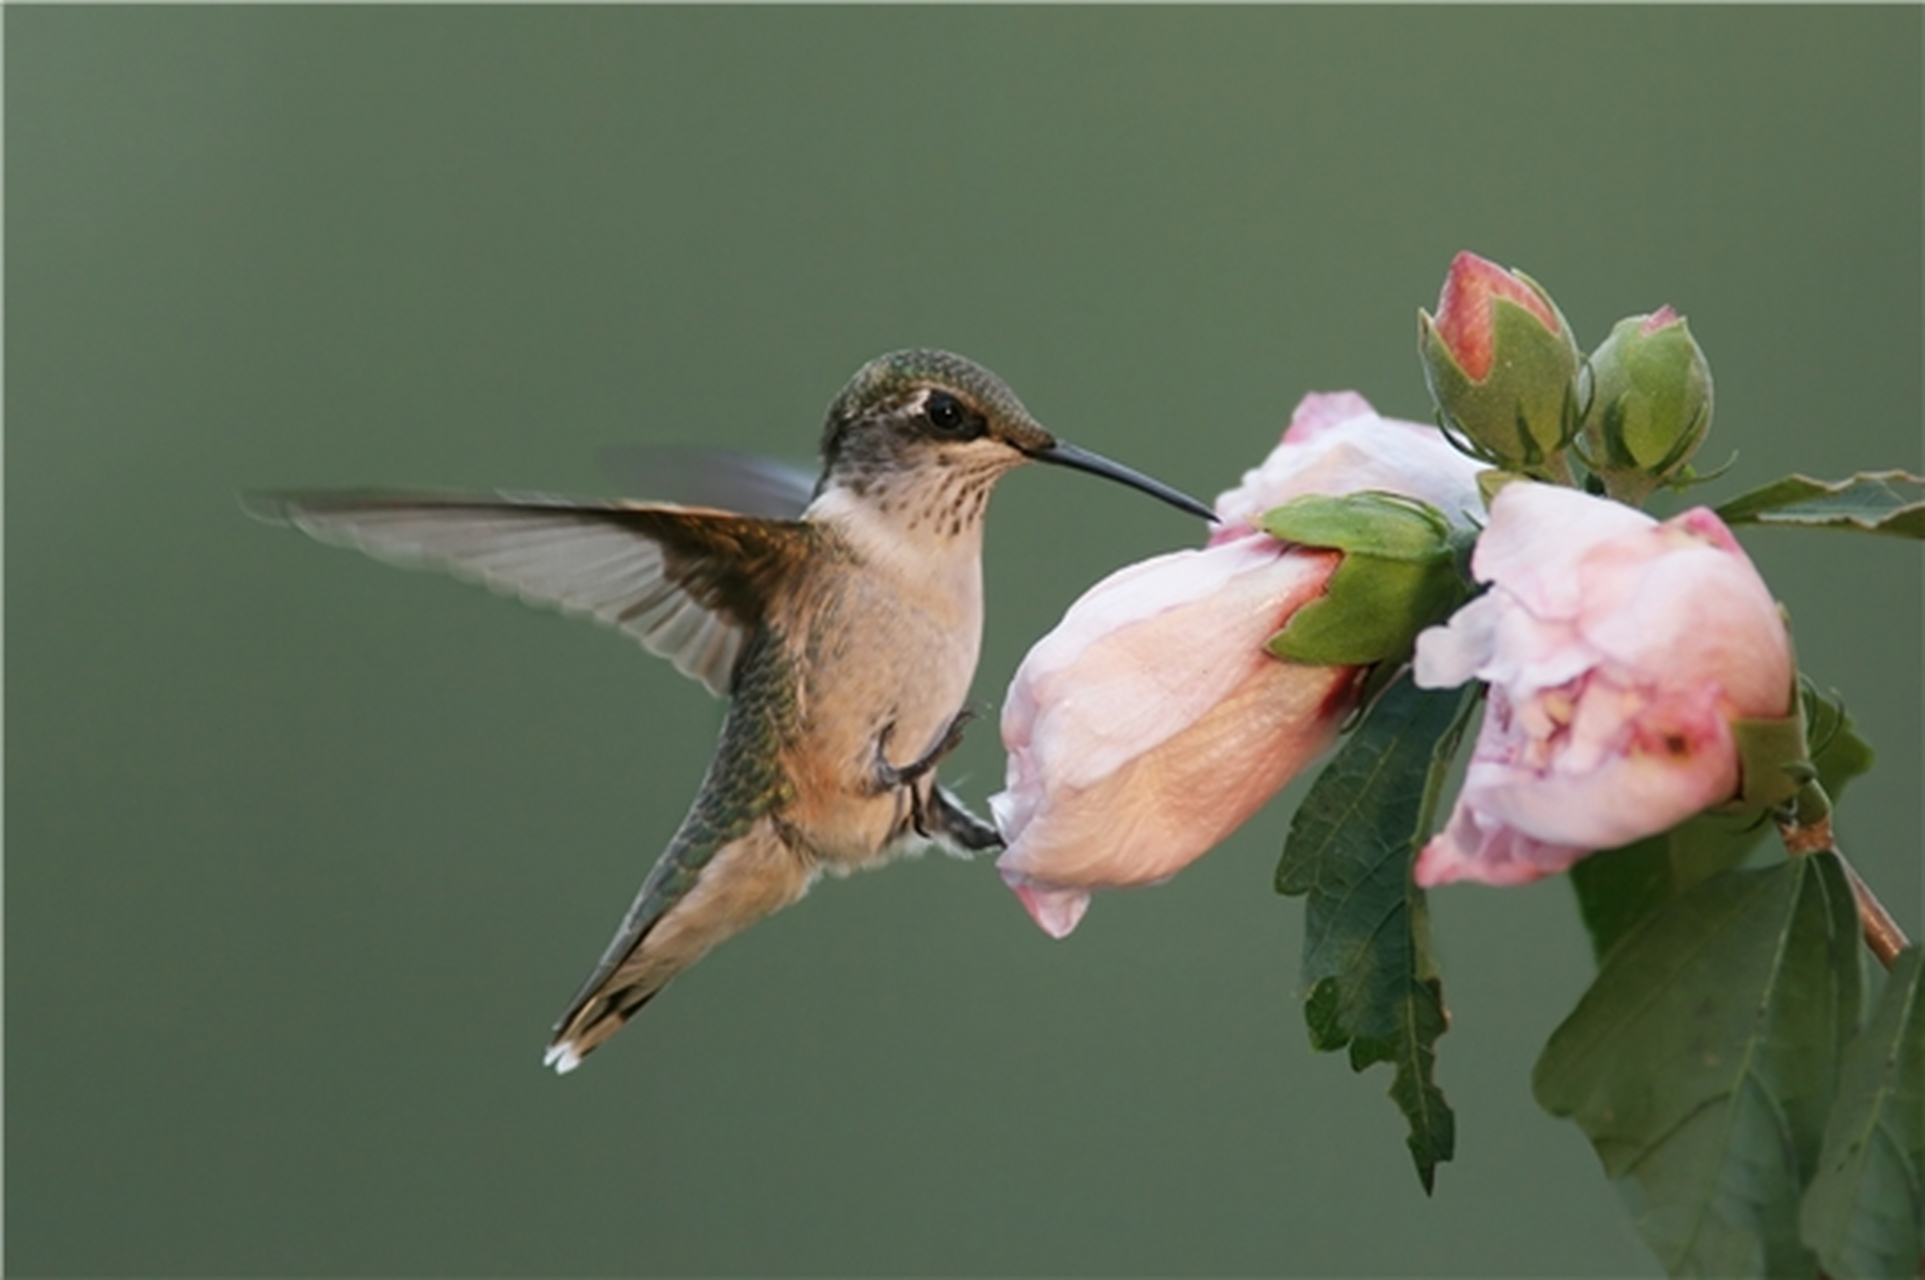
[1579,307,1714,504]
[1419,252,1582,476]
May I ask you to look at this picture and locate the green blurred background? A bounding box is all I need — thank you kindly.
[9,7,1919,1275]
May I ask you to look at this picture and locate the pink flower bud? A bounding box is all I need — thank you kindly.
[992,395,1488,937]
[992,538,1356,937]
[1411,483,1794,887]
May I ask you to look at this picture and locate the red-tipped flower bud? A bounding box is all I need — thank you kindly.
[1419,252,1582,476]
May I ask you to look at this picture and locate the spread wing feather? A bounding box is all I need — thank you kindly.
[594,447,816,520]
[242,491,811,696]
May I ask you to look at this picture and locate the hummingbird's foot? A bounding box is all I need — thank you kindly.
[925,786,1004,855]
[870,708,984,841]
[868,707,977,794]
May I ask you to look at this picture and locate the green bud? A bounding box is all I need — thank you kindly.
[1578,307,1714,505]
[1418,253,1583,478]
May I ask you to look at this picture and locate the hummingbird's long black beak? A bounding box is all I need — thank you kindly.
[1030,441,1219,523]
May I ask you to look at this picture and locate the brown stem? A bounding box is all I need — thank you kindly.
[1839,855,1910,972]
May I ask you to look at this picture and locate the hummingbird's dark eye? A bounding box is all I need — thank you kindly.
[921,390,974,437]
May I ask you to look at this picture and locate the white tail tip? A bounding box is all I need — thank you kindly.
[543,1042,583,1075]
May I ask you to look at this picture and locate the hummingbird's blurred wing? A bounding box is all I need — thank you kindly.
[594,447,816,519]
[242,492,811,696]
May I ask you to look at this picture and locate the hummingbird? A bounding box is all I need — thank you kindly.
[247,349,1213,1072]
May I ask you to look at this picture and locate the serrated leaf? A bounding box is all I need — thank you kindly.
[1567,677,1876,965]
[1716,471,1925,538]
[1800,944,1925,1279]
[1277,675,1469,1193]
[1535,855,1862,1277]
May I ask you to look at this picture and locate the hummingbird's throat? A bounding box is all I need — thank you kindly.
[818,454,1010,542]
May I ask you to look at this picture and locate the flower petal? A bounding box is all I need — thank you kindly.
[992,539,1352,932]
[999,873,1091,940]
[1213,397,1487,541]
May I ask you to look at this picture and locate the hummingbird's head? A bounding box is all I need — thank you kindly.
[815,349,1215,533]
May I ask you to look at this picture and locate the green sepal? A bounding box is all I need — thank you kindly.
[1729,678,1874,817]
[1475,468,1528,507]
[1798,682,1875,800]
[1730,708,1809,811]
[1260,492,1471,667]
[1716,470,1925,539]
[1774,682,1878,834]
[1259,491,1459,563]
[1419,277,1582,475]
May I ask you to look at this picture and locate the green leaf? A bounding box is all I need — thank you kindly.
[1277,674,1470,1193]
[1715,471,1925,538]
[1800,944,1925,1279]
[1568,815,1768,965]
[1535,855,1863,1277]
[1566,678,1876,965]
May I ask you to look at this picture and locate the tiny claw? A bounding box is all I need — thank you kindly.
[916,706,977,776]
[868,722,905,794]
[869,707,977,793]
[869,708,982,838]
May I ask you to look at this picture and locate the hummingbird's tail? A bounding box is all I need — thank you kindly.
[544,821,816,1072]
